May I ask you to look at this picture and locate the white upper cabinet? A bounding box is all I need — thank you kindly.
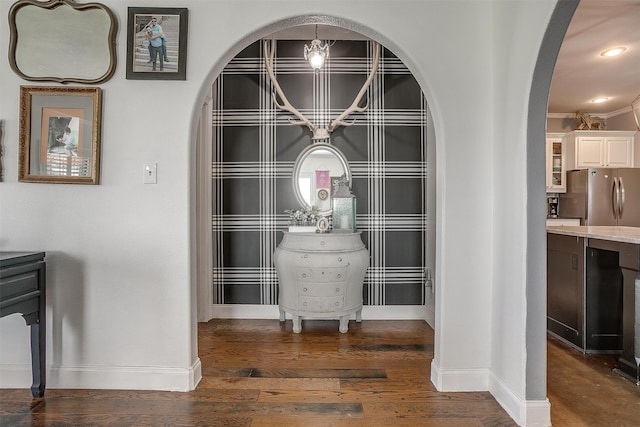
[566,131,636,169]
[546,133,566,193]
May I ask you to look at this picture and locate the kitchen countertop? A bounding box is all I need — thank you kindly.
[547,226,640,244]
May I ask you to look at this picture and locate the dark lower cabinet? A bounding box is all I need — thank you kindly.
[548,233,640,382]
[548,235,625,354]
[617,243,640,382]
[547,234,584,349]
[585,247,623,352]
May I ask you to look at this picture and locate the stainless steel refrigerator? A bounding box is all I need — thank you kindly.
[559,168,640,226]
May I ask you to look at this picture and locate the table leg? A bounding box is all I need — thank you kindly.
[30,322,45,398]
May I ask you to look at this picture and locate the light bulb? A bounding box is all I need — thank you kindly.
[308,51,325,69]
[600,47,626,57]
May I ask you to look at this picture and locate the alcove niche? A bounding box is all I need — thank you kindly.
[197,25,436,323]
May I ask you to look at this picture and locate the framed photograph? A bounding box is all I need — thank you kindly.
[126,7,188,80]
[19,86,102,184]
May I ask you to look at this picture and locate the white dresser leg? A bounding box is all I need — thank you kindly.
[339,316,349,333]
[279,308,285,322]
[356,308,362,323]
[292,315,302,333]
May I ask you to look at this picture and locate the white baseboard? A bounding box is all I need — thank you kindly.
[488,371,551,427]
[0,358,202,392]
[207,304,426,320]
[431,363,550,426]
[430,360,489,391]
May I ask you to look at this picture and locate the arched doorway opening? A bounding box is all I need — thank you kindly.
[195,19,437,325]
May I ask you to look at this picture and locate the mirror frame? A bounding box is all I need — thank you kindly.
[632,94,640,131]
[19,86,102,184]
[8,0,118,84]
[292,143,351,215]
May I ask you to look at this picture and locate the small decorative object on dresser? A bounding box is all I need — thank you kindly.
[285,207,319,233]
[331,173,357,232]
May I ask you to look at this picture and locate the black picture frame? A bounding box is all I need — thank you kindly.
[126,7,188,80]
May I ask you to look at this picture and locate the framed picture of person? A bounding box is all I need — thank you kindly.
[19,86,102,184]
[126,7,188,80]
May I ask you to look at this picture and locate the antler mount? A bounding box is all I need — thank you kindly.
[264,39,380,141]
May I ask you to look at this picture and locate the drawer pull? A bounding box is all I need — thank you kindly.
[335,302,339,306]
[338,257,342,262]
[303,302,308,306]
[302,273,307,278]
[303,288,308,292]
[303,254,308,258]
[337,274,342,279]
[336,288,340,293]
[320,241,325,246]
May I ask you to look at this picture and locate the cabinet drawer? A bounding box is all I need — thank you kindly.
[299,296,344,312]
[299,283,346,297]
[296,267,347,282]
[295,253,350,267]
[0,271,39,300]
[281,233,365,251]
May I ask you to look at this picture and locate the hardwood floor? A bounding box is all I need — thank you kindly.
[547,335,640,426]
[1,319,639,426]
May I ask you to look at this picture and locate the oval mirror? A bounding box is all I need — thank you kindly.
[292,143,351,215]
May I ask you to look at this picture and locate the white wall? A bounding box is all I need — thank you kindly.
[0,1,561,425]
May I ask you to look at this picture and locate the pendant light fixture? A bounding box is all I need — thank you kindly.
[304,25,329,70]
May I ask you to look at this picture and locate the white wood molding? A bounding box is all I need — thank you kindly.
[207,304,426,320]
[0,359,202,392]
[196,87,214,322]
[489,371,551,427]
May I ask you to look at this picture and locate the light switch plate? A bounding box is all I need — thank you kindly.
[143,163,157,184]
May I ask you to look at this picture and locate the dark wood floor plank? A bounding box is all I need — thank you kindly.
[250,415,484,427]
[197,377,341,391]
[1,413,253,427]
[258,389,486,403]
[247,368,387,378]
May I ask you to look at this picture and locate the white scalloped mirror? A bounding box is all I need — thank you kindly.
[9,0,117,84]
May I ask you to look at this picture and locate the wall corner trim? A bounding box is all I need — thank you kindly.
[488,370,551,427]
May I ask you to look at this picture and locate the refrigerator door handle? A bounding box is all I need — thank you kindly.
[619,176,625,219]
[612,177,619,220]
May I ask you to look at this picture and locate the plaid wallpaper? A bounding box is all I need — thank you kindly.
[211,40,430,306]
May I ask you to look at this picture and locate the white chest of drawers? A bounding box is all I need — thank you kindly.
[273,231,369,333]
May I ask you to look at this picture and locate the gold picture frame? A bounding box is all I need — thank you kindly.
[19,86,102,184]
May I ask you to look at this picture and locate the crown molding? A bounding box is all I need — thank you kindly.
[547,106,632,120]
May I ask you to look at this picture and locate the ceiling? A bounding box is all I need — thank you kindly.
[272,1,640,117]
[548,0,640,116]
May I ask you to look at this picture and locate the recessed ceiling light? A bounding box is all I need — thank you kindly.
[591,97,609,104]
[601,47,626,57]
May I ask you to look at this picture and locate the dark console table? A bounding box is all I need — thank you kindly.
[0,252,46,397]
